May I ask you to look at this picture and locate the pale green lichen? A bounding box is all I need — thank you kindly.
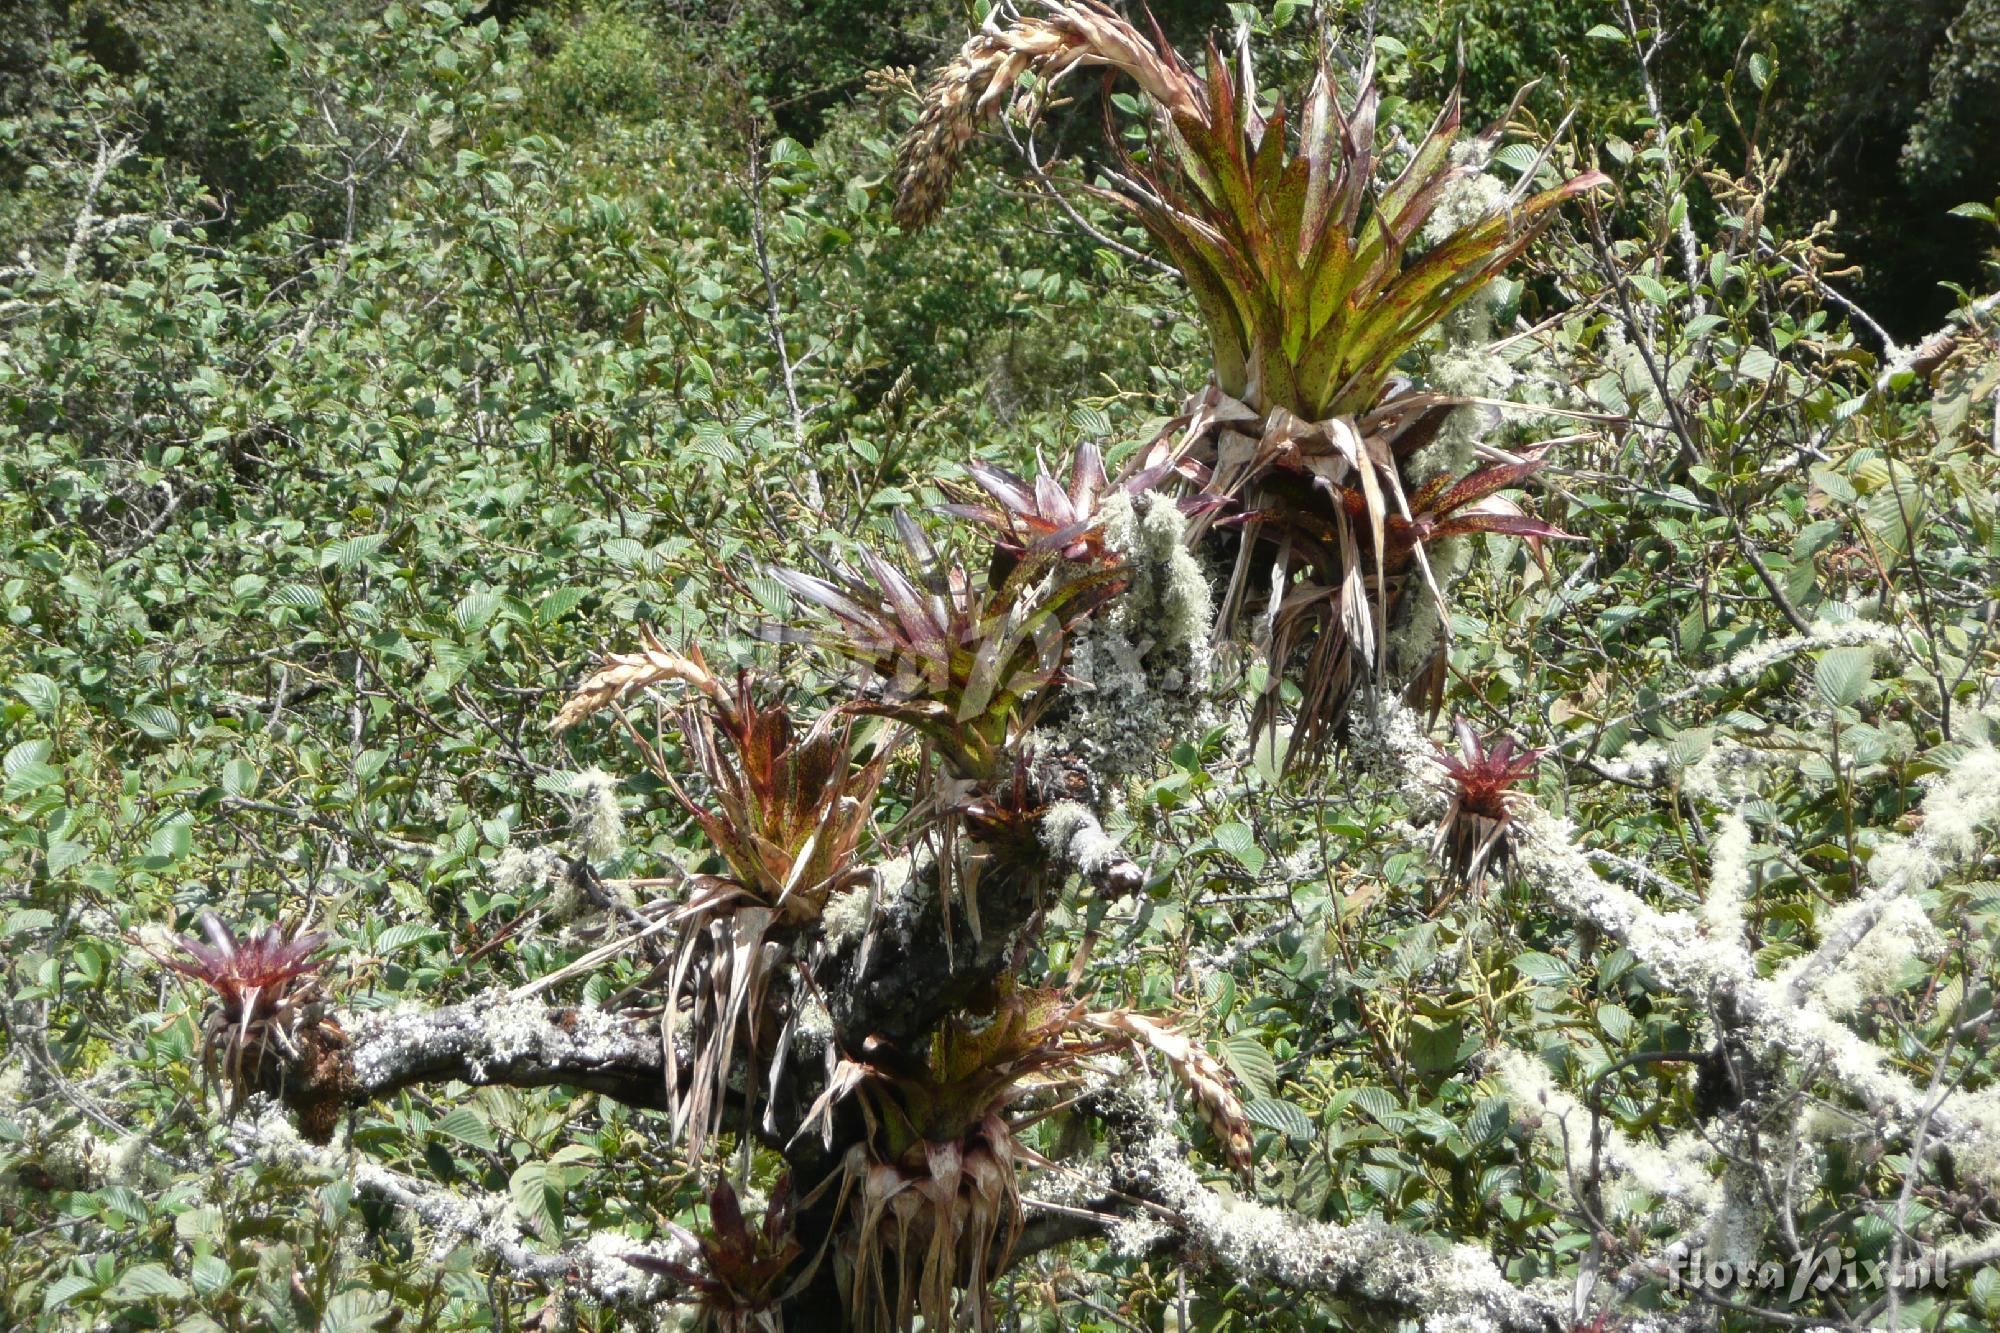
[820,879,877,949]
[1703,811,1754,944]
[1039,799,1126,879]
[1486,1047,1720,1224]
[1036,491,1215,781]
[571,766,625,863]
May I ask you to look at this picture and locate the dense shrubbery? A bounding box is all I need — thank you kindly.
[2,2,1998,1330]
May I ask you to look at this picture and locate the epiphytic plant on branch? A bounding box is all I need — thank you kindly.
[1431,717,1544,893]
[553,636,889,1156]
[891,0,1604,767]
[797,979,1253,1333]
[132,13,1623,1331]
[156,913,346,1138]
[624,1174,805,1333]
[772,508,1123,784]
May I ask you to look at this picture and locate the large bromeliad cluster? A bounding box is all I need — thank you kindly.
[545,446,1254,1329]
[895,0,1599,766]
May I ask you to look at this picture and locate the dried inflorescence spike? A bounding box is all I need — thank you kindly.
[550,627,722,734]
[156,913,340,1124]
[626,1174,804,1332]
[890,1,1202,229]
[1432,716,1544,890]
[1086,1009,1254,1181]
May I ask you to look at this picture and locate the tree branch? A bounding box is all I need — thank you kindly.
[343,994,668,1112]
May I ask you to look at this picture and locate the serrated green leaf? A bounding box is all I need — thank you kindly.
[1513,951,1571,985]
[191,1254,233,1297]
[42,1273,98,1311]
[510,1162,563,1240]
[222,758,259,797]
[4,758,62,801]
[11,673,60,716]
[1245,1096,1313,1141]
[434,1107,497,1154]
[1218,1034,1277,1099]
[375,922,442,953]
[1814,647,1873,708]
[1213,821,1264,874]
[127,703,182,741]
[99,1183,150,1224]
[322,533,388,570]
[107,1262,189,1302]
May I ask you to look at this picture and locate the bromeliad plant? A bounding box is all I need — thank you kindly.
[773,507,1122,784]
[1431,717,1544,891]
[792,976,1248,1328]
[156,913,342,1133]
[554,634,888,1156]
[892,1,1603,766]
[799,984,1083,1333]
[942,441,1117,579]
[626,1174,805,1333]
[797,981,1255,1332]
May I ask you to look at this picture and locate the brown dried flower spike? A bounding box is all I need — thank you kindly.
[1432,718,1544,891]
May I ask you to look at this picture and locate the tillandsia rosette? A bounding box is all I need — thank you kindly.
[551,637,888,1157]
[1431,715,1546,891]
[624,1174,804,1333]
[154,912,346,1137]
[772,509,1125,785]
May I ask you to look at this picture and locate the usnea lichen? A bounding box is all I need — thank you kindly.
[1035,490,1214,782]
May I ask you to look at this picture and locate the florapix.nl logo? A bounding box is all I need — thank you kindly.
[1665,1246,1954,1302]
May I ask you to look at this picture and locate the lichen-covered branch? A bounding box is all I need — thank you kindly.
[342,994,668,1112]
[1368,692,2000,1165]
[1033,1072,1691,1333]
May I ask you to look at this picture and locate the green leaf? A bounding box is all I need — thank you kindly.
[1218,1034,1277,1099]
[127,703,182,741]
[5,908,56,936]
[100,1184,151,1224]
[375,923,443,953]
[11,673,60,716]
[434,1107,497,1154]
[1629,273,1671,306]
[1213,821,1264,873]
[149,819,193,861]
[107,1262,190,1302]
[190,1254,233,1297]
[1814,647,1874,709]
[1513,951,1571,985]
[42,1273,98,1311]
[321,533,388,570]
[222,759,259,797]
[1737,346,1778,381]
[1970,1265,2000,1316]
[1245,1097,1314,1141]
[3,759,62,801]
[510,1162,563,1240]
